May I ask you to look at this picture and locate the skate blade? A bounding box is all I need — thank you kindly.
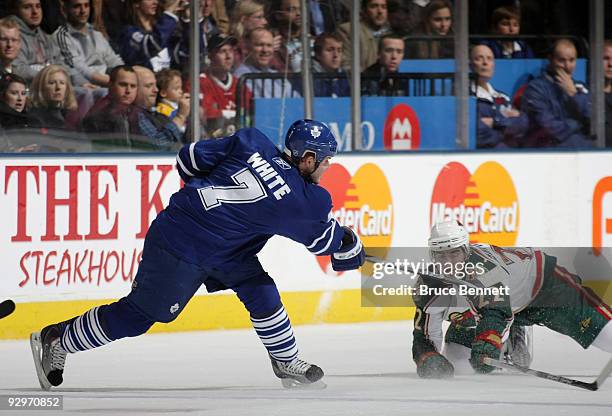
[29,332,51,391]
[280,378,327,390]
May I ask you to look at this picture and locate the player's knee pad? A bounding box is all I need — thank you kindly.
[233,273,282,316]
[99,297,155,340]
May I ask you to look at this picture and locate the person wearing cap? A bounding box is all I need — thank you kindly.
[200,33,250,137]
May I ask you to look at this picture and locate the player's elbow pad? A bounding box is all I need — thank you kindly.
[331,226,365,272]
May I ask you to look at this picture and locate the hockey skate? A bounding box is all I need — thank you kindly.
[270,357,326,389]
[503,325,533,368]
[30,324,68,390]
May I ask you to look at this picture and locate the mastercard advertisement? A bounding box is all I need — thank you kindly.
[318,163,394,275]
[430,161,519,246]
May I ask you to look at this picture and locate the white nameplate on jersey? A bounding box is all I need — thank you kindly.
[273,157,291,170]
[247,152,292,200]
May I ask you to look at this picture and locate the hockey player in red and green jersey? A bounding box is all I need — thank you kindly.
[413,220,612,378]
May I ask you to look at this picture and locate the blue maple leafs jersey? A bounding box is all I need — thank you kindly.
[152,127,344,271]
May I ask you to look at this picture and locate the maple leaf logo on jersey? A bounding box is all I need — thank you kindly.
[310,126,321,138]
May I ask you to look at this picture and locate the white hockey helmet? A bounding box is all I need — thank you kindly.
[428,220,470,262]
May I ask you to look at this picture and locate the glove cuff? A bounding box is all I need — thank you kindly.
[474,330,503,350]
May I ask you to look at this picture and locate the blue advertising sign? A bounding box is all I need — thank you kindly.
[254,97,476,151]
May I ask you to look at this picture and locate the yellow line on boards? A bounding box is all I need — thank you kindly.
[0,289,414,340]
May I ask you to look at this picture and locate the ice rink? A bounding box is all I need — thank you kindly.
[1,321,611,416]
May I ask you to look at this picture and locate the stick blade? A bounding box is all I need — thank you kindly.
[0,299,15,319]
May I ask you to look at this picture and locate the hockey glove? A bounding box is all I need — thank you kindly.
[416,351,454,379]
[470,330,503,374]
[331,226,365,272]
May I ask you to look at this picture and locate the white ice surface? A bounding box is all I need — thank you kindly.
[1,321,611,416]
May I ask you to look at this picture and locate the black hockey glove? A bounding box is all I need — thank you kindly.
[331,226,365,272]
[416,351,454,379]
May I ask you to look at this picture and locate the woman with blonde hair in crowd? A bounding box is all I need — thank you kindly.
[29,65,80,131]
[405,0,454,59]
[229,0,281,67]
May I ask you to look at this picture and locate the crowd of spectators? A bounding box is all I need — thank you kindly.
[0,0,609,152]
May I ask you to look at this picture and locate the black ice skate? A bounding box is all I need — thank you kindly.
[270,357,325,389]
[30,323,68,390]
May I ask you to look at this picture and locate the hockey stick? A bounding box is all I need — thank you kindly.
[0,299,15,319]
[484,357,612,391]
[364,254,482,290]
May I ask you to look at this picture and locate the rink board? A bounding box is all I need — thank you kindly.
[1,150,611,339]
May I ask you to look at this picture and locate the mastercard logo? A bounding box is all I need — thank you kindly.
[430,161,519,245]
[383,104,421,150]
[319,163,394,275]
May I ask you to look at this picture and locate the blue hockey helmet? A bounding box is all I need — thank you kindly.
[283,119,338,164]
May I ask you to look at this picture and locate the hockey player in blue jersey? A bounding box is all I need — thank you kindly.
[30,119,366,390]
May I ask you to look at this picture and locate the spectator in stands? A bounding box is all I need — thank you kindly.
[118,0,183,71]
[172,0,220,72]
[405,0,453,59]
[133,65,188,149]
[10,0,64,82]
[307,0,346,37]
[337,0,389,71]
[0,72,43,151]
[211,0,229,34]
[0,72,33,129]
[83,64,186,150]
[269,0,309,73]
[155,68,182,118]
[362,33,405,97]
[229,0,278,68]
[0,17,21,75]
[90,0,108,36]
[39,0,65,34]
[82,65,140,149]
[55,0,124,89]
[312,32,349,97]
[480,5,534,59]
[605,39,612,147]
[387,0,422,38]
[199,33,246,137]
[470,44,528,148]
[28,64,80,130]
[521,38,593,148]
[234,27,298,98]
[101,0,129,46]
